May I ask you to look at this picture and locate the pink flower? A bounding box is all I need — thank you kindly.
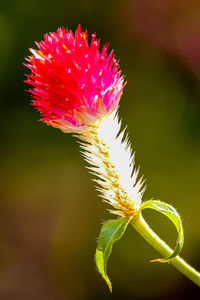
[25,25,125,132]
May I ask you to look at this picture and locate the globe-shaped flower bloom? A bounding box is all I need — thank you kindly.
[25,25,125,132]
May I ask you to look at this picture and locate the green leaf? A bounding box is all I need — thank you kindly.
[95,217,132,292]
[140,200,184,263]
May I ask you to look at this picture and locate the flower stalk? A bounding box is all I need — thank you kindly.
[131,215,200,286]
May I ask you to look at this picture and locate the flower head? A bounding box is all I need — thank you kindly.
[25,25,125,132]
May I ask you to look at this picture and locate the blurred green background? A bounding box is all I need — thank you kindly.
[1,0,200,299]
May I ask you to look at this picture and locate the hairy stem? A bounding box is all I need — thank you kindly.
[79,111,145,216]
[131,215,200,286]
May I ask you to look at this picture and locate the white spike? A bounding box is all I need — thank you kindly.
[79,110,144,216]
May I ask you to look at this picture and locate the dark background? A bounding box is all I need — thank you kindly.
[1,0,200,299]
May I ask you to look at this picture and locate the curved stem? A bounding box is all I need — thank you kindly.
[131,215,200,287]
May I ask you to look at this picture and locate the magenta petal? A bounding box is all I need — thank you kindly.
[25,25,125,132]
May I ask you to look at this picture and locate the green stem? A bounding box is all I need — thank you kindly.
[131,215,200,286]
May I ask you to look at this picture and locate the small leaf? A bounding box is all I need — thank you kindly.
[140,200,184,263]
[95,217,132,292]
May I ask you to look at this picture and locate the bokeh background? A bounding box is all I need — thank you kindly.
[1,0,200,299]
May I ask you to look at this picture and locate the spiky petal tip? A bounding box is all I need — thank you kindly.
[25,25,125,133]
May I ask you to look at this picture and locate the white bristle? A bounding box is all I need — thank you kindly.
[79,110,145,216]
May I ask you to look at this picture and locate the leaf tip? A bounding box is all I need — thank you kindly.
[106,279,112,292]
[150,258,162,263]
[150,257,172,263]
